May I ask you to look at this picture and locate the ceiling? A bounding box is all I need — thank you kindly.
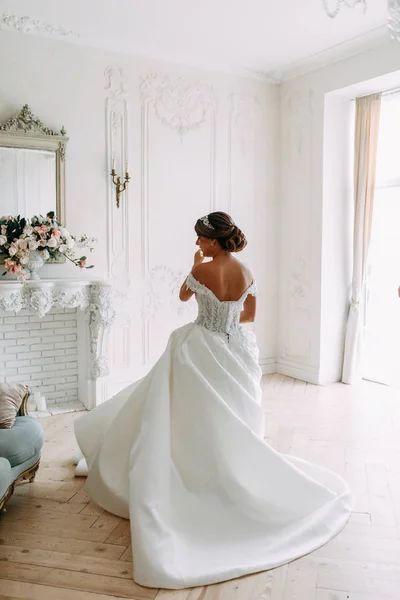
[0,0,390,80]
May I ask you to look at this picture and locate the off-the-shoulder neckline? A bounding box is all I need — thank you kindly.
[187,273,256,304]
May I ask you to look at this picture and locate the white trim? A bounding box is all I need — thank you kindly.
[268,26,389,83]
[259,357,276,375]
[276,359,320,384]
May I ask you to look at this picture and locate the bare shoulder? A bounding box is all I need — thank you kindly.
[236,261,254,286]
[191,263,215,285]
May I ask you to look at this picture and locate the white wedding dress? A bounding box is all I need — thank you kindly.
[74,273,351,589]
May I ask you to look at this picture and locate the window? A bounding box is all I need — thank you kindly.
[363,93,400,386]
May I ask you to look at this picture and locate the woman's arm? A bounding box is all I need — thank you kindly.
[240,294,256,323]
[179,250,204,302]
[179,279,194,302]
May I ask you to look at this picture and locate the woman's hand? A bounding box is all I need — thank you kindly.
[193,249,204,268]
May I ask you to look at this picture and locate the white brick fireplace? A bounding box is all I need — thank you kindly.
[0,279,115,410]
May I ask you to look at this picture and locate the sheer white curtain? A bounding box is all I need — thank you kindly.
[342,93,382,384]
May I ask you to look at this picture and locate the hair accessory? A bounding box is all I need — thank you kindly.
[200,215,215,230]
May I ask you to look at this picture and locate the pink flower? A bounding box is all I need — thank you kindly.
[52,228,61,237]
[4,259,21,274]
[1,225,6,235]
[47,237,58,248]
[28,240,39,251]
[8,244,17,257]
[39,239,47,247]
[0,235,7,246]
[79,258,87,268]
[17,239,28,250]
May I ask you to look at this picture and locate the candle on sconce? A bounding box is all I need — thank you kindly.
[125,161,129,174]
[112,157,116,171]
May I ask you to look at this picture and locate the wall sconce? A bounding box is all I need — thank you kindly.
[110,158,130,209]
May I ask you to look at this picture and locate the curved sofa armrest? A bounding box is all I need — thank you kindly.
[17,389,30,417]
[0,456,11,476]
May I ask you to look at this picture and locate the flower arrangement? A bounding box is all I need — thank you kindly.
[0,214,96,281]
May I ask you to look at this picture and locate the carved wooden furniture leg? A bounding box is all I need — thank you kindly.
[20,461,40,484]
[0,482,15,515]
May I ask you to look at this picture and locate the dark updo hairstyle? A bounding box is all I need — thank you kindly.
[194,212,247,253]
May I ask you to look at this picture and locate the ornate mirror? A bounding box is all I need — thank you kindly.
[0,105,68,225]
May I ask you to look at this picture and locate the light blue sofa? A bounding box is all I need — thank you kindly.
[0,394,45,513]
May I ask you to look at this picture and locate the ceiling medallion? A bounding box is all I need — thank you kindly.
[388,0,400,42]
[322,1,400,45]
[321,0,367,19]
[0,13,79,39]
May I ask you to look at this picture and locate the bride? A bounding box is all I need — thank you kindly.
[74,211,351,590]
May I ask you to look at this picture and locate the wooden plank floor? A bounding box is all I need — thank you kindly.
[1,374,400,599]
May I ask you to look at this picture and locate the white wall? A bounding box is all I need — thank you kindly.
[279,40,400,384]
[0,30,279,394]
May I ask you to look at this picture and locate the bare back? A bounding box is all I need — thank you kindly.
[191,255,253,302]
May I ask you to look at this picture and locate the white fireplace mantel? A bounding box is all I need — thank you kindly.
[0,278,116,408]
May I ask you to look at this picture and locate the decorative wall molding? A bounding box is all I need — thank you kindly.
[280,89,314,365]
[228,93,262,213]
[142,265,191,321]
[140,73,217,365]
[288,255,309,312]
[140,74,216,136]
[104,66,132,374]
[88,285,116,378]
[105,65,130,293]
[285,89,314,157]
[0,281,88,318]
[230,94,262,133]
[0,13,79,39]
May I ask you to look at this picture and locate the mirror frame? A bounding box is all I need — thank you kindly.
[0,105,68,225]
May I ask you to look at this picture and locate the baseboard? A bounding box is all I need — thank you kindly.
[259,358,277,375]
[276,359,320,384]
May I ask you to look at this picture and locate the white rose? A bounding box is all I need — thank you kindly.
[28,240,39,251]
[20,255,30,265]
[23,226,33,236]
[59,244,68,253]
[0,235,6,246]
[8,244,17,257]
[39,249,50,261]
[59,227,70,238]
[66,237,75,249]
[47,237,58,248]
[17,239,28,250]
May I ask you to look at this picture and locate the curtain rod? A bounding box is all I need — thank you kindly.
[351,84,400,101]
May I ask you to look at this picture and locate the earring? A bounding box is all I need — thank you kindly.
[211,240,215,246]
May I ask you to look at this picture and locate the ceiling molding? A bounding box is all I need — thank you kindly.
[266,25,389,83]
[0,10,391,87]
[0,13,79,40]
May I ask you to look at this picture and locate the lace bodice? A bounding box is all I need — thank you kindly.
[185,273,257,336]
